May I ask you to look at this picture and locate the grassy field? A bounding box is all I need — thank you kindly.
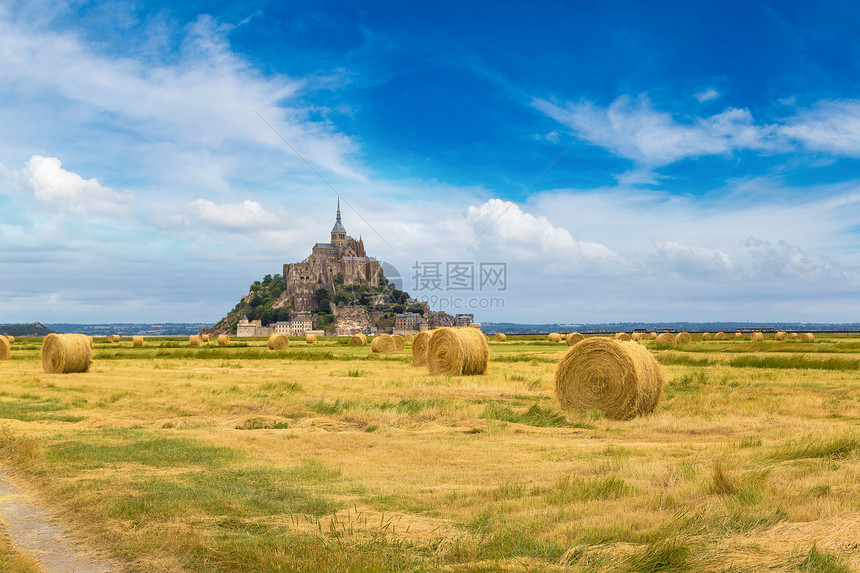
[0,334,858,572]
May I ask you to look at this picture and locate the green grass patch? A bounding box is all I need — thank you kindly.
[625,539,692,572]
[481,403,574,428]
[543,474,630,503]
[791,543,851,573]
[728,355,860,371]
[771,433,860,461]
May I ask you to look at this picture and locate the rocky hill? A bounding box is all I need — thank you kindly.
[0,322,54,337]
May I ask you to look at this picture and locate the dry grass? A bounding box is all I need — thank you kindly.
[0,334,858,572]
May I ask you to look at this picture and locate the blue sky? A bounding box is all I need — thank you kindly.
[2,0,860,324]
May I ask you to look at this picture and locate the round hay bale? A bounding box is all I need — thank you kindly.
[554,337,663,420]
[615,332,631,341]
[349,333,367,346]
[566,332,585,346]
[5,336,14,344]
[412,331,431,366]
[548,332,562,342]
[132,336,144,347]
[702,332,712,341]
[735,332,744,339]
[0,336,10,361]
[41,333,92,374]
[750,331,764,342]
[405,334,414,342]
[676,332,692,344]
[775,331,787,341]
[217,334,230,346]
[267,333,290,350]
[789,332,799,339]
[801,332,815,342]
[715,332,726,340]
[392,334,406,350]
[426,327,489,376]
[494,333,507,342]
[305,334,317,345]
[371,334,397,353]
[654,333,675,347]
[649,332,657,339]
[201,334,210,343]
[189,335,201,346]
[108,334,120,343]
[631,332,643,341]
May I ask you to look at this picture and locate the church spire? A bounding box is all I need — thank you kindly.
[336,198,341,223]
[331,197,346,238]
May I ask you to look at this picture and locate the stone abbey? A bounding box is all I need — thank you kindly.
[282,200,382,312]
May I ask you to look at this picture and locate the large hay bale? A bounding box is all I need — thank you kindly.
[108,334,120,343]
[305,334,317,345]
[426,327,489,376]
[801,332,815,342]
[735,332,744,339]
[555,337,663,420]
[41,333,92,374]
[715,332,726,340]
[566,332,585,346]
[0,336,10,361]
[349,333,367,346]
[494,333,507,342]
[371,334,397,353]
[132,336,144,347]
[189,335,201,346]
[392,334,406,350]
[412,331,431,366]
[775,331,787,341]
[201,334,210,343]
[217,334,230,345]
[267,333,290,350]
[615,332,631,341]
[750,331,764,342]
[548,332,562,342]
[654,333,675,347]
[676,332,692,344]
[702,332,712,341]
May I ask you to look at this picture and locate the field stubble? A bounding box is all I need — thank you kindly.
[0,335,857,572]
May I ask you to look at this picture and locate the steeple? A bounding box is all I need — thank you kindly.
[331,197,346,244]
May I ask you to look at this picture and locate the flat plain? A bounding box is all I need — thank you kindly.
[0,334,858,572]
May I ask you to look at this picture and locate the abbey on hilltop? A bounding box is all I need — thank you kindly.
[282,199,382,312]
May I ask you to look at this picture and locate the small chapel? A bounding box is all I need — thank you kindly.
[282,200,382,311]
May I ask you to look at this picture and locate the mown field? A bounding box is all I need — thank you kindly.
[0,334,858,572]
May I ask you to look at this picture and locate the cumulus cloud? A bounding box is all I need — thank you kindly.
[20,155,133,216]
[779,100,860,157]
[653,239,735,277]
[695,87,720,103]
[183,198,280,232]
[532,94,778,166]
[743,238,857,281]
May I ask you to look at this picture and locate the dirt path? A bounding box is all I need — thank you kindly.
[0,469,121,573]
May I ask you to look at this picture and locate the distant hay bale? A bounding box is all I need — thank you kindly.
[615,332,631,341]
[132,336,144,347]
[649,332,657,339]
[750,331,764,342]
[267,333,290,350]
[566,332,585,346]
[189,335,201,346]
[702,332,712,340]
[715,332,727,340]
[305,334,317,345]
[554,337,663,420]
[371,334,397,353]
[801,332,815,342]
[5,336,14,344]
[426,327,489,376]
[494,333,507,342]
[789,332,799,339]
[775,331,787,341]
[217,334,231,346]
[676,332,692,344]
[108,334,120,343]
[0,337,9,361]
[392,334,406,350]
[201,334,210,343]
[405,334,414,342]
[631,332,643,341]
[548,332,562,342]
[412,331,431,366]
[654,333,675,347]
[735,332,744,339]
[41,333,92,374]
[349,333,367,346]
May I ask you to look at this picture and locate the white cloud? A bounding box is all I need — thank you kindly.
[779,100,860,157]
[695,87,720,103]
[743,238,857,281]
[532,94,778,166]
[183,198,280,232]
[653,239,735,277]
[20,155,133,216]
